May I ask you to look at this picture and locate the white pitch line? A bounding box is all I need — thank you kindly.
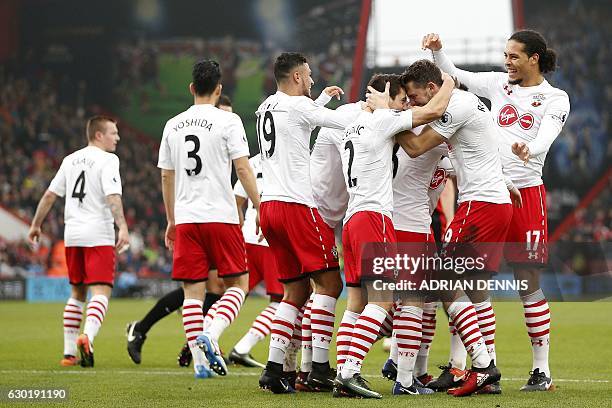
[0,370,609,383]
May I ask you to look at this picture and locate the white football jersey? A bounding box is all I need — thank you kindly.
[428,156,454,214]
[256,91,354,207]
[429,89,510,205]
[311,102,364,228]
[434,50,570,188]
[341,109,414,224]
[392,138,448,234]
[48,145,122,247]
[234,154,267,246]
[158,104,250,225]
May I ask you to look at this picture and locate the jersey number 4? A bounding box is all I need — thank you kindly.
[256,111,276,159]
[72,170,86,204]
[185,134,203,176]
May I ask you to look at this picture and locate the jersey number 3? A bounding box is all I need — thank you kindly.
[72,170,86,204]
[257,111,276,159]
[185,134,203,176]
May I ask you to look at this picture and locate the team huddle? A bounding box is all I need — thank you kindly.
[29,29,569,399]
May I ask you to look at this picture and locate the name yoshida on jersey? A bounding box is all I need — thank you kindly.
[432,50,570,189]
[48,145,122,247]
[158,104,250,225]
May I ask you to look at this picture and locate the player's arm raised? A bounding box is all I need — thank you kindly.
[28,190,58,246]
[422,33,500,96]
[106,194,130,252]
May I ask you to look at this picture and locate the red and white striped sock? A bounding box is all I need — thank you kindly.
[396,305,423,388]
[310,294,336,364]
[389,302,402,363]
[300,296,314,373]
[378,301,397,339]
[448,319,467,370]
[341,304,388,379]
[336,310,359,372]
[521,289,551,377]
[415,301,437,377]
[474,298,496,364]
[203,300,219,331]
[205,287,246,341]
[63,298,84,356]
[284,304,304,372]
[182,299,206,367]
[268,301,299,365]
[83,295,108,344]
[447,297,490,369]
[233,302,279,355]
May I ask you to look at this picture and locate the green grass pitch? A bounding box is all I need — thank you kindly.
[1,299,610,407]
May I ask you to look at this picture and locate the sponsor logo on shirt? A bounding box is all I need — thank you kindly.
[429,167,448,189]
[531,93,545,107]
[498,104,534,130]
[503,84,513,95]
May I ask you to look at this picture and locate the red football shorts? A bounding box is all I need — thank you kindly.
[247,243,283,297]
[172,223,247,282]
[65,246,116,286]
[396,230,436,243]
[395,229,437,286]
[260,201,339,283]
[504,185,548,265]
[443,201,512,273]
[342,211,396,287]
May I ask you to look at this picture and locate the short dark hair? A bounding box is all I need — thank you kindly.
[367,73,403,99]
[274,52,308,83]
[86,115,116,142]
[192,59,221,96]
[216,94,232,108]
[509,30,557,73]
[401,59,443,88]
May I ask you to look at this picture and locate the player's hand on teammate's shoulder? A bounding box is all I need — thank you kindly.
[422,33,443,51]
[322,86,344,100]
[366,81,391,110]
[165,223,176,251]
[512,142,531,164]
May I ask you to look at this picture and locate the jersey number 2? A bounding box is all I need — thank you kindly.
[185,134,203,176]
[257,111,276,158]
[71,170,86,203]
[344,140,357,188]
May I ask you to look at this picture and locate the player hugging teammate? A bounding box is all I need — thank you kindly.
[32,27,568,400]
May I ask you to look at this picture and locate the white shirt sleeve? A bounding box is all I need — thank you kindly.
[226,114,251,160]
[233,178,248,199]
[527,94,571,156]
[370,109,414,141]
[101,155,123,196]
[314,92,333,107]
[429,93,470,139]
[157,123,174,170]
[48,160,67,197]
[295,98,354,130]
[432,50,505,97]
